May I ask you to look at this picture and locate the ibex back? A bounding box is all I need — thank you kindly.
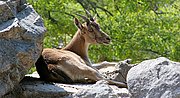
[35,15,127,88]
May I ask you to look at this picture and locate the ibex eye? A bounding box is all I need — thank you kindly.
[88,28,93,32]
[88,25,93,32]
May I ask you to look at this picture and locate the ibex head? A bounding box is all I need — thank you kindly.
[74,14,111,45]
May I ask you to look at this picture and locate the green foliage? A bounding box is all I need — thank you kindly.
[28,0,180,64]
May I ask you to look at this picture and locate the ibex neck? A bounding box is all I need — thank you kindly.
[63,30,91,65]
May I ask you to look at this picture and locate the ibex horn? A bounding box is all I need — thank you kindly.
[85,10,94,21]
[75,13,90,23]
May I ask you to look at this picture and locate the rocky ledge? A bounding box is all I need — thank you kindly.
[4,72,130,98]
[0,0,46,97]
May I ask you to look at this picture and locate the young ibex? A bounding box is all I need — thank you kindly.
[35,14,127,88]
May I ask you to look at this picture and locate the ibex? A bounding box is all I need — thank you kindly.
[35,14,127,88]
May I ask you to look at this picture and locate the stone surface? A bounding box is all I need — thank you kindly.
[4,73,130,98]
[72,80,129,98]
[0,0,46,97]
[0,1,14,24]
[97,59,135,83]
[127,57,180,98]
[113,59,135,83]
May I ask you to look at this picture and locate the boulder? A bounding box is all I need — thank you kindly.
[97,59,135,83]
[127,57,180,98]
[4,73,130,98]
[0,0,46,97]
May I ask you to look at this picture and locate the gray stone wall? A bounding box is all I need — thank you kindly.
[0,0,46,97]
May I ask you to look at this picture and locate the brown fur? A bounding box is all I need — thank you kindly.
[35,17,127,88]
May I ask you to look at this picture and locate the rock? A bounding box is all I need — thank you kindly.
[4,72,130,98]
[5,77,71,98]
[6,0,27,14]
[127,57,180,98]
[0,0,46,97]
[5,78,130,98]
[97,59,135,83]
[0,1,14,24]
[113,59,135,83]
[72,80,130,98]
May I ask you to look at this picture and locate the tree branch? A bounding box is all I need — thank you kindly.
[76,0,113,17]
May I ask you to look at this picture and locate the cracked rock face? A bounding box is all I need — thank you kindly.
[127,57,180,98]
[0,0,46,97]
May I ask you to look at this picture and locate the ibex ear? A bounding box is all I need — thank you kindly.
[74,17,83,30]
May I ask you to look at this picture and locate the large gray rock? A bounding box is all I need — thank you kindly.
[0,0,46,97]
[4,73,130,98]
[127,57,180,98]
